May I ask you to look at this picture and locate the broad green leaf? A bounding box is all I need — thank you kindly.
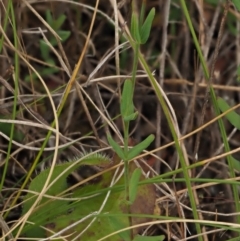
[133,235,165,241]
[107,134,125,160]
[21,153,111,237]
[39,39,50,60]
[129,168,141,204]
[217,97,240,129]
[127,134,155,160]
[20,154,156,240]
[121,79,134,119]
[232,0,240,11]
[66,162,155,241]
[140,8,155,44]
[131,12,141,43]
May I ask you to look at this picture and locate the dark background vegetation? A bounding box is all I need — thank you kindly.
[1,0,240,240]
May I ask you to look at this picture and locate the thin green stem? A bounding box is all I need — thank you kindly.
[121,37,140,241]
[125,22,203,237]
[139,51,202,240]
[5,44,72,220]
[122,41,139,201]
[131,43,139,92]
[123,121,130,201]
[0,0,18,195]
[6,0,99,217]
[180,0,240,223]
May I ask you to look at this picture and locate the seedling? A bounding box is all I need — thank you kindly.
[107,6,155,238]
[26,10,70,81]
[106,5,156,240]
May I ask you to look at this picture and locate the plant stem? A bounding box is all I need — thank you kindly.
[122,39,140,241]
[180,0,240,225]
[0,0,18,199]
[131,43,139,93]
[123,121,130,200]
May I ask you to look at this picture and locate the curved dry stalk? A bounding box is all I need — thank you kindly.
[0,215,13,240]
[0,13,60,241]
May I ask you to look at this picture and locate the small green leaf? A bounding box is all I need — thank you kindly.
[45,10,53,25]
[45,58,55,65]
[108,216,131,241]
[107,134,125,160]
[58,30,71,42]
[39,39,50,60]
[53,14,67,30]
[48,30,71,46]
[127,134,155,160]
[133,235,165,241]
[40,66,59,76]
[121,79,134,119]
[131,12,141,43]
[140,8,155,44]
[25,66,58,82]
[123,111,138,122]
[139,1,146,26]
[129,168,141,204]
[232,0,240,11]
[217,97,240,129]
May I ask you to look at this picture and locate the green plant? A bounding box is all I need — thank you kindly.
[11,4,164,241]
[26,10,70,81]
[15,152,161,241]
[180,1,240,239]
[0,0,19,203]
[120,1,204,240]
[106,4,157,240]
[107,0,155,212]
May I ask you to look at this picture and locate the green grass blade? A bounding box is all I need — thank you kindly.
[180,0,240,235]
